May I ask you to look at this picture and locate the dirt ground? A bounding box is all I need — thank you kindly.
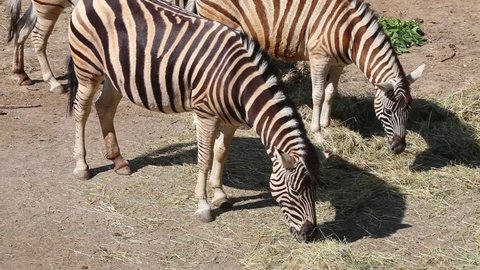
[0,0,479,269]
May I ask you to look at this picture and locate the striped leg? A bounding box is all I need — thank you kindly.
[72,81,101,180]
[31,4,65,94]
[319,65,344,132]
[194,114,220,222]
[95,79,131,176]
[309,54,330,144]
[11,12,35,86]
[12,38,33,86]
[209,125,236,209]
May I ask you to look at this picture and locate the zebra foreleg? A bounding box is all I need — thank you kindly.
[309,55,330,144]
[95,79,131,176]
[209,125,237,209]
[319,65,344,140]
[194,114,220,222]
[31,6,65,94]
[72,82,101,180]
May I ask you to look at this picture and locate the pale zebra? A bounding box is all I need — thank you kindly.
[68,0,326,242]
[7,0,188,93]
[188,0,425,154]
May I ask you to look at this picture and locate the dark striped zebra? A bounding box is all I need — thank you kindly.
[189,0,425,154]
[68,0,325,242]
[6,0,188,93]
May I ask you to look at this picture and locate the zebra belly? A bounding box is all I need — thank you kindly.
[108,75,192,114]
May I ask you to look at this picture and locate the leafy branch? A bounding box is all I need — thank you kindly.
[379,18,426,54]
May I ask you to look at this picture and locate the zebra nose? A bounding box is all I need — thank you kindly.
[291,221,316,243]
[389,135,406,154]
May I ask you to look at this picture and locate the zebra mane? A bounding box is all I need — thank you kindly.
[349,0,406,82]
[350,0,377,20]
[240,33,278,87]
[238,33,321,185]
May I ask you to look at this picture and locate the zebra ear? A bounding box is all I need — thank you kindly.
[375,82,394,93]
[406,63,425,84]
[274,148,296,169]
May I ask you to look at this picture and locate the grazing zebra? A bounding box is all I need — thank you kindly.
[6,0,189,93]
[188,0,425,153]
[68,0,326,242]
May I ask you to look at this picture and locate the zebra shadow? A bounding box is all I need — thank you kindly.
[100,136,407,243]
[88,141,198,178]
[219,139,408,243]
[315,155,408,242]
[274,61,479,171]
[326,95,480,171]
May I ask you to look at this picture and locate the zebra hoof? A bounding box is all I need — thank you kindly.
[73,168,90,180]
[212,197,233,209]
[195,209,215,223]
[114,165,132,175]
[50,85,66,94]
[19,79,34,86]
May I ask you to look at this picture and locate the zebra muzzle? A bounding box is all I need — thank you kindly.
[389,135,406,154]
[290,221,317,243]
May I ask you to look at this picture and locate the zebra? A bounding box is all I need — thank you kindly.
[188,0,425,154]
[6,0,189,93]
[68,0,327,242]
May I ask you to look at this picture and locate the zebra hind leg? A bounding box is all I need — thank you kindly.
[194,115,220,222]
[10,2,37,86]
[209,125,237,209]
[95,79,131,176]
[13,42,33,86]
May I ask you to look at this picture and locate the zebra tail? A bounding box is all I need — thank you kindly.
[7,1,37,43]
[67,57,78,116]
[7,0,21,42]
[185,0,197,13]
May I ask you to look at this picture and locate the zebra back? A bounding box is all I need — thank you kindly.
[191,0,426,154]
[69,0,320,161]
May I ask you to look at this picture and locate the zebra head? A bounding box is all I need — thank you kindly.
[270,149,318,243]
[375,64,425,154]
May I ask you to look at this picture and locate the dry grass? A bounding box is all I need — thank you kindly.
[78,64,479,269]
[234,65,480,269]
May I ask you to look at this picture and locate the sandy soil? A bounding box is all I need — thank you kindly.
[0,0,479,269]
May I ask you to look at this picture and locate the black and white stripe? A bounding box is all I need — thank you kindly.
[7,0,188,93]
[190,0,425,153]
[68,0,324,242]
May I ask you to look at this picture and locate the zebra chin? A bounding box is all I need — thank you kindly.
[289,221,317,243]
[389,135,406,154]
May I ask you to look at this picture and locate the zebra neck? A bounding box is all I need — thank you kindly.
[344,1,405,85]
[245,97,309,161]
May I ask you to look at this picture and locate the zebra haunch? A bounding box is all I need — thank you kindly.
[189,0,425,153]
[68,0,326,242]
[6,0,188,93]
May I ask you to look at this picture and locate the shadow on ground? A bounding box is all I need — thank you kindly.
[328,96,480,171]
[275,61,479,171]
[90,136,408,243]
[282,76,480,171]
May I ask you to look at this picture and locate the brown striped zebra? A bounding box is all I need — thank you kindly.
[188,0,425,154]
[6,0,189,93]
[68,0,327,242]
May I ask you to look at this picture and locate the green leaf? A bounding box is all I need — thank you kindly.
[379,17,426,54]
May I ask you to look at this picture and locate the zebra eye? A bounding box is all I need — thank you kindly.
[385,108,393,115]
